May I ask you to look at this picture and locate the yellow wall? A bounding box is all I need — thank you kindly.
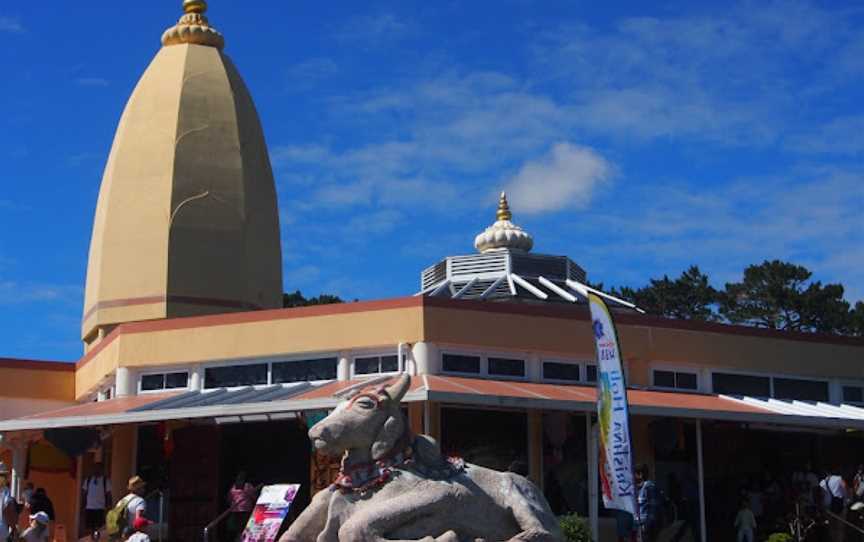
[423,305,864,385]
[0,365,75,401]
[71,299,864,399]
[76,304,424,399]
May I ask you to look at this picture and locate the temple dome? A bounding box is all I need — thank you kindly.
[82,1,282,345]
[474,193,534,253]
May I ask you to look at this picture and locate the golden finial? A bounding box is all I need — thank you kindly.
[162,0,224,49]
[183,0,207,14]
[496,191,512,221]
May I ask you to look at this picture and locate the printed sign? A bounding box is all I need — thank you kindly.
[241,484,300,542]
[588,293,637,516]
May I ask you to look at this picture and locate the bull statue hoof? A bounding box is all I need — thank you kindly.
[281,374,564,542]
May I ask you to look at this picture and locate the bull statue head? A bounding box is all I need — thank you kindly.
[309,374,411,461]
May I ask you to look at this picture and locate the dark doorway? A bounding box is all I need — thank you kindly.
[170,425,222,542]
[440,407,527,471]
[219,420,312,526]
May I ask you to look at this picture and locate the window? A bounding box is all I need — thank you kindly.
[140,372,189,392]
[773,378,829,402]
[711,373,770,397]
[141,374,165,392]
[165,372,189,389]
[488,357,525,378]
[354,355,399,376]
[585,365,598,383]
[273,358,338,383]
[442,354,481,374]
[543,362,580,382]
[653,370,698,391]
[843,386,864,404]
[204,364,268,389]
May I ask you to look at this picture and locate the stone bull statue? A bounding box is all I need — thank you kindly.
[281,374,563,542]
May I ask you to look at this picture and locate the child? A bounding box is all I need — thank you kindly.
[734,499,757,542]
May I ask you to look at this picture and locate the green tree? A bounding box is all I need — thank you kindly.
[719,260,851,333]
[850,301,864,337]
[616,266,718,321]
[282,290,344,308]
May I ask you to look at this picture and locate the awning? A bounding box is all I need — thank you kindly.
[0,378,426,432]
[2,375,863,432]
[416,375,864,430]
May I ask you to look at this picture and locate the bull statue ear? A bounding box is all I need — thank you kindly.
[382,373,411,404]
[371,414,405,460]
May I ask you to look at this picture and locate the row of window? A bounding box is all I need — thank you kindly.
[441,353,597,384]
[140,355,403,392]
[652,369,864,404]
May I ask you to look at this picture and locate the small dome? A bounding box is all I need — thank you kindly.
[474,193,534,253]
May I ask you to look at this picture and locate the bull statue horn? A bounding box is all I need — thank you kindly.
[383,373,411,403]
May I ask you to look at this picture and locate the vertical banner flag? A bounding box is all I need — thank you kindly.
[241,484,301,542]
[588,293,637,515]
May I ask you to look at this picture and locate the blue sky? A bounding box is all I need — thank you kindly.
[1,1,862,361]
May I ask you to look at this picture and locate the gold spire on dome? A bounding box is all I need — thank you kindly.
[474,191,533,253]
[496,191,512,221]
[162,0,225,50]
[183,0,207,14]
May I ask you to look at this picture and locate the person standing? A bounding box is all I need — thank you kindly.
[225,472,258,542]
[0,463,17,542]
[18,512,50,542]
[853,465,864,504]
[26,490,54,523]
[820,467,849,542]
[82,465,112,539]
[635,464,660,542]
[121,477,148,530]
[734,499,757,542]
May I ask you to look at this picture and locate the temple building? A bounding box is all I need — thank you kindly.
[1,3,863,542]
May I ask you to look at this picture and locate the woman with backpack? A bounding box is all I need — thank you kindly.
[106,476,150,541]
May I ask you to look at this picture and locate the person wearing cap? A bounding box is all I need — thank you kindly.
[122,517,152,542]
[0,462,16,542]
[121,477,149,534]
[18,512,49,542]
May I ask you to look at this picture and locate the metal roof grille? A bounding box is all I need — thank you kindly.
[511,254,567,279]
[567,260,587,283]
[421,260,447,290]
[450,253,508,277]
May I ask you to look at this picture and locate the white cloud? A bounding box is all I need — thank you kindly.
[0,16,23,33]
[504,143,613,214]
[335,14,416,45]
[566,166,864,302]
[75,78,110,87]
[283,265,321,287]
[0,281,81,306]
[788,115,864,155]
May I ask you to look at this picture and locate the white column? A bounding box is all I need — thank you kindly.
[10,442,25,500]
[587,413,599,542]
[189,366,204,391]
[527,353,542,382]
[697,420,707,542]
[412,342,428,375]
[337,351,351,380]
[115,367,136,397]
[411,342,438,375]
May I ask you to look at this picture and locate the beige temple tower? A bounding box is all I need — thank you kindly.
[82,0,283,347]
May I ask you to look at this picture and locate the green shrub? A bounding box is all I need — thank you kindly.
[766,533,792,542]
[559,513,592,542]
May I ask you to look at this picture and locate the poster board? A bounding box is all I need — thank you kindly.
[241,484,300,542]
